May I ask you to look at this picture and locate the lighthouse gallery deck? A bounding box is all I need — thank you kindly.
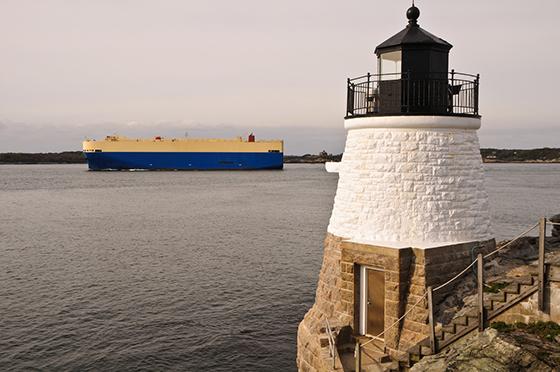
[82,135,283,170]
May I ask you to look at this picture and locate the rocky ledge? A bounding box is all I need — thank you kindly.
[411,326,560,371]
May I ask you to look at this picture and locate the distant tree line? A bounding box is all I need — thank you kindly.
[0,148,559,164]
[0,151,86,164]
[480,148,560,163]
[285,149,560,163]
[284,150,343,163]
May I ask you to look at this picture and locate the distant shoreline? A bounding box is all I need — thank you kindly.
[0,149,559,165]
[286,148,560,164]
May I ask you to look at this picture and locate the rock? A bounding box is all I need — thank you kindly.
[550,214,560,238]
[410,328,560,372]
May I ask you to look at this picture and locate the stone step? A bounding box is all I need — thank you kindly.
[442,324,456,334]
[319,337,330,348]
[379,360,400,372]
[493,300,506,310]
[442,331,455,342]
[503,282,520,294]
[363,362,397,372]
[407,343,433,357]
[399,359,412,370]
[360,344,391,364]
[486,292,506,302]
[407,344,420,356]
[364,352,392,364]
[319,348,335,365]
[409,351,421,363]
[418,338,431,347]
[319,326,339,334]
[454,323,468,335]
[465,307,486,322]
[520,284,537,293]
[509,276,534,286]
[439,332,455,343]
[452,315,468,326]
[467,315,480,326]
[505,292,521,303]
[342,345,391,371]
[420,345,434,356]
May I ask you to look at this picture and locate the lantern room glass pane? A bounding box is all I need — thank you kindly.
[378,51,402,80]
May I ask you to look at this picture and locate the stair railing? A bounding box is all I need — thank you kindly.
[324,318,337,369]
[538,217,546,310]
[427,217,554,353]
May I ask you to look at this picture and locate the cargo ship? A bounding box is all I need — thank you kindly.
[82,134,283,170]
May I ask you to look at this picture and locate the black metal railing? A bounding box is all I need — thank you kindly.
[346,70,480,118]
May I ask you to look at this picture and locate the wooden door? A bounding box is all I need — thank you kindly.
[366,269,385,337]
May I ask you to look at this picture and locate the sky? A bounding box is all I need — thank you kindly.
[0,0,558,154]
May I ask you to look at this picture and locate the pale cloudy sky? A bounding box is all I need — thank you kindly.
[0,0,558,154]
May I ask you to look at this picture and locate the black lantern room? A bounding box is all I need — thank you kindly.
[346,4,479,118]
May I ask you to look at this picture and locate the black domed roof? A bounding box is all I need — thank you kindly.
[375,6,452,55]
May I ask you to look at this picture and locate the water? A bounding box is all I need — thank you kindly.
[1,163,559,371]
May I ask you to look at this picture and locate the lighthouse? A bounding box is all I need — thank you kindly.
[298,4,495,371]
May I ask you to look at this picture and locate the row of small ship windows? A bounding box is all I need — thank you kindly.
[85,149,280,153]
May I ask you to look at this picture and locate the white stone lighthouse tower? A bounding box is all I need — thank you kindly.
[298,4,494,371]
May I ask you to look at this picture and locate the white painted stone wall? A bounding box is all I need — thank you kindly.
[328,117,492,248]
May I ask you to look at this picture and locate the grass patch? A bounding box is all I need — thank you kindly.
[484,282,509,293]
[525,321,560,341]
[490,321,560,342]
[490,321,514,332]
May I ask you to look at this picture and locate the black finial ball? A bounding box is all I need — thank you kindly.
[407,5,420,22]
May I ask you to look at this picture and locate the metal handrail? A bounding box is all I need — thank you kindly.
[346,70,480,118]
[348,72,403,82]
[348,71,477,82]
[325,319,337,369]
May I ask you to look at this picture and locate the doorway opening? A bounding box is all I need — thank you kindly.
[359,266,385,338]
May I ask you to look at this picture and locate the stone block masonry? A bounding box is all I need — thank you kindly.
[328,126,492,247]
[296,233,495,370]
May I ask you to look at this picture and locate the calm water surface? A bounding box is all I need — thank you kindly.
[1,163,559,371]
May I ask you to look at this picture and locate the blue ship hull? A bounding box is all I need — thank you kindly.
[84,152,284,170]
